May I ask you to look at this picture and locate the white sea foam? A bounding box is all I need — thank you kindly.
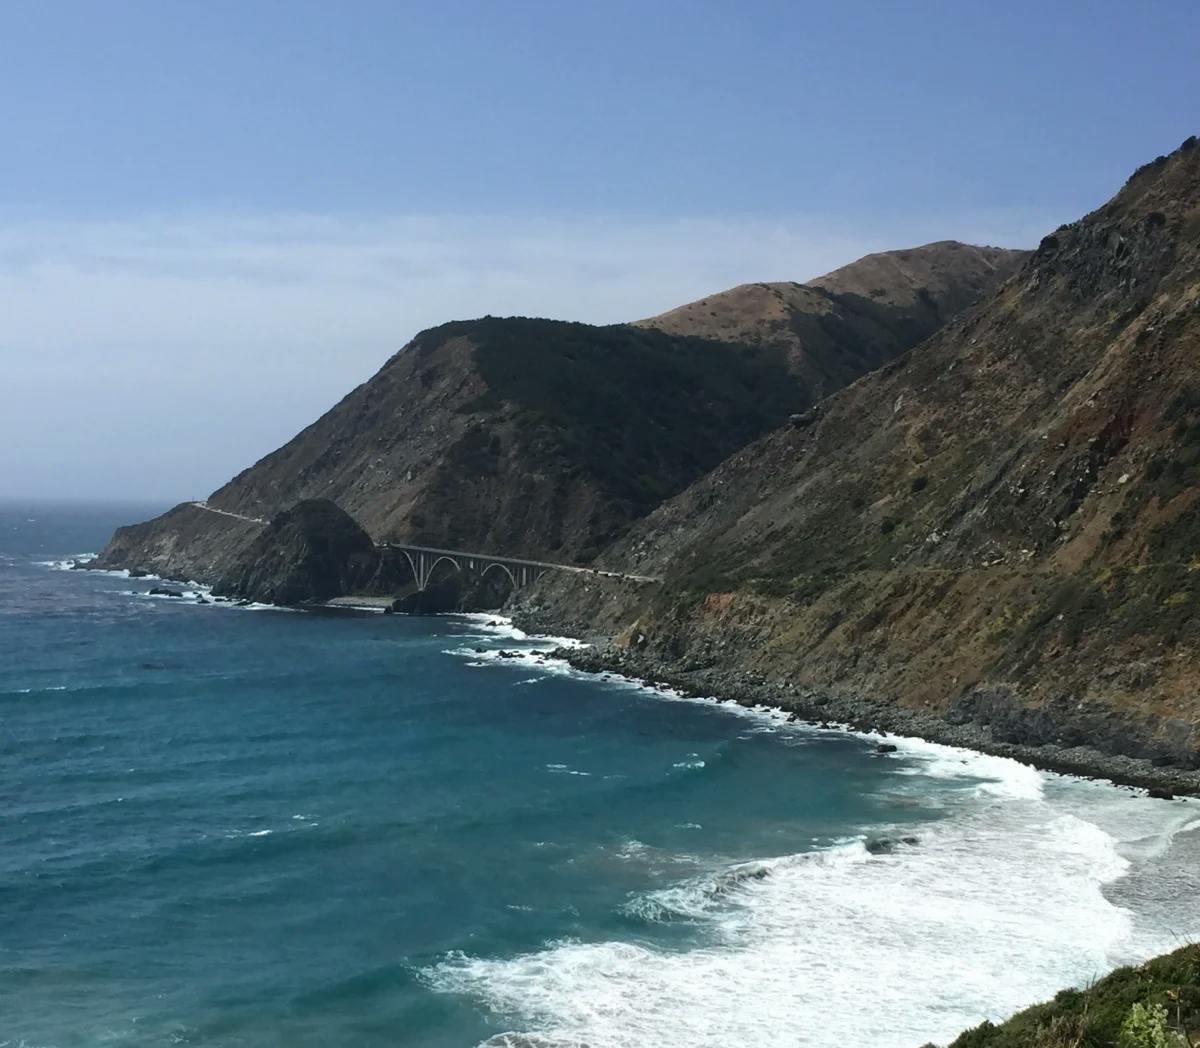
[117,580,302,613]
[882,735,1046,801]
[449,613,585,652]
[33,552,97,570]
[431,607,1200,1045]
[425,769,1199,1048]
[424,662,1200,1046]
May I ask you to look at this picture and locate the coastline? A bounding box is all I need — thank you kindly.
[51,556,1200,796]
[20,552,1200,1044]
[547,641,1200,799]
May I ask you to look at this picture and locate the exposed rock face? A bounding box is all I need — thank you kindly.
[212,499,385,605]
[95,243,1017,583]
[521,138,1200,771]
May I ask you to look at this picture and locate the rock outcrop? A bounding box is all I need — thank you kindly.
[213,499,386,605]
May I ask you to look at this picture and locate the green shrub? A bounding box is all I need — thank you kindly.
[1119,1002,1187,1048]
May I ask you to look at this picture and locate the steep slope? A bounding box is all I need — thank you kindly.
[638,241,1025,402]
[525,138,1200,771]
[207,319,800,562]
[94,242,1020,585]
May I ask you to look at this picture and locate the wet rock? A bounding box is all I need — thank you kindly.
[148,587,183,598]
[865,835,919,855]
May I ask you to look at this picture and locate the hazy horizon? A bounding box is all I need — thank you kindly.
[3,1,1198,501]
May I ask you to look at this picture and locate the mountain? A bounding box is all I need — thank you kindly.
[522,137,1200,772]
[637,241,1024,403]
[91,242,1021,586]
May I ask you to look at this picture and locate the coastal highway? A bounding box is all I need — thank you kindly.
[186,500,659,583]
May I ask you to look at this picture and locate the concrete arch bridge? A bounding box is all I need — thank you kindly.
[384,543,588,592]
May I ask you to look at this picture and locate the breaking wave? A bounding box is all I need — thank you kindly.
[421,633,1200,1048]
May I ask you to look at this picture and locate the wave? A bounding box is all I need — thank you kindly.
[424,781,1197,1048]
[121,583,301,613]
[448,613,585,652]
[35,556,131,575]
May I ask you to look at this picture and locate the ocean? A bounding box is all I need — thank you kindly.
[2,499,1198,1048]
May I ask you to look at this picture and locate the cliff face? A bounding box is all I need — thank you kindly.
[524,138,1200,770]
[94,242,1018,588]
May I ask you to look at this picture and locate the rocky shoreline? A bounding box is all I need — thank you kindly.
[544,641,1200,798]
[69,546,1200,798]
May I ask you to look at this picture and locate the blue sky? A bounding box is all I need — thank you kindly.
[2,0,1197,500]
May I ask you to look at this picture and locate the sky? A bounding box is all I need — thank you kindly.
[2,0,1198,501]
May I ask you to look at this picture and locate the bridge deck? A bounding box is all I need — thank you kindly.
[380,542,659,583]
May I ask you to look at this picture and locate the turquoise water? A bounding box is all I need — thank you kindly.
[2,501,1198,1048]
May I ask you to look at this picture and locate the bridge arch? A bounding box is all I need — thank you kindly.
[397,549,420,587]
[424,555,461,588]
[382,541,655,594]
[480,561,519,591]
[397,549,463,591]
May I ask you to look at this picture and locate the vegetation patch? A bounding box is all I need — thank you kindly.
[440,317,799,513]
[947,944,1200,1048]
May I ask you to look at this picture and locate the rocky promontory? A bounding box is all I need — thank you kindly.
[212,499,389,606]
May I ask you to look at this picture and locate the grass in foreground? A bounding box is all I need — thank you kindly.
[944,945,1199,1048]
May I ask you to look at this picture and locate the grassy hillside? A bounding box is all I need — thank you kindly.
[946,944,1199,1048]
[639,241,1026,403]
[441,316,796,510]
